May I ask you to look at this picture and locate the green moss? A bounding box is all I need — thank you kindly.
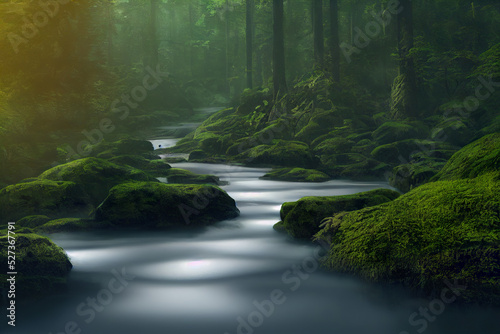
[261,168,330,182]
[86,139,154,158]
[0,232,72,299]
[315,173,500,304]
[95,182,239,227]
[433,133,500,181]
[18,215,52,228]
[0,180,93,224]
[237,140,317,168]
[280,189,400,239]
[166,168,220,185]
[39,157,157,205]
[313,137,355,155]
[109,155,171,176]
[36,218,110,233]
[431,117,475,146]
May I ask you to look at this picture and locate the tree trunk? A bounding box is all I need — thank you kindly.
[391,0,417,119]
[106,0,114,65]
[149,0,159,66]
[246,0,254,89]
[313,0,324,69]
[329,0,340,82]
[273,0,287,97]
[225,0,231,97]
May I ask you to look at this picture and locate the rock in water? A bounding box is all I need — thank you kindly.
[95,182,239,228]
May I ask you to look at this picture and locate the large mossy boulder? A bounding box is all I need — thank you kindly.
[237,140,317,168]
[0,233,72,298]
[315,173,500,304]
[278,189,400,239]
[313,137,355,156]
[432,133,500,181]
[95,182,239,228]
[261,168,330,182]
[430,117,475,147]
[166,168,220,185]
[39,157,157,205]
[0,180,93,224]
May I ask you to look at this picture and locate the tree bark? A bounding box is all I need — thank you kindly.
[273,0,287,97]
[313,0,324,69]
[329,0,340,82]
[246,0,254,89]
[391,0,417,118]
[149,0,159,66]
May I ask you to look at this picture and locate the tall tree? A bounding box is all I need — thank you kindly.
[246,0,254,89]
[273,0,287,97]
[391,0,418,118]
[149,0,159,66]
[313,0,324,69]
[225,0,231,96]
[328,0,340,82]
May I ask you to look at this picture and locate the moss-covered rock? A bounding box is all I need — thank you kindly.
[18,215,52,228]
[0,232,72,298]
[279,189,400,239]
[261,168,330,182]
[0,180,93,224]
[315,173,500,304]
[166,168,220,185]
[237,140,317,168]
[36,218,109,233]
[432,133,500,181]
[109,155,171,176]
[87,138,154,159]
[39,157,157,205]
[430,117,475,147]
[313,137,355,156]
[95,182,239,228]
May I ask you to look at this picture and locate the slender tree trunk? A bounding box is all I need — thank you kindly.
[273,0,287,97]
[329,0,340,82]
[149,0,159,66]
[225,0,231,97]
[313,0,324,69]
[391,0,417,118]
[189,2,194,78]
[246,0,254,89]
[106,0,114,65]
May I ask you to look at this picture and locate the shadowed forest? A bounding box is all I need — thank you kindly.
[0,1,499,334]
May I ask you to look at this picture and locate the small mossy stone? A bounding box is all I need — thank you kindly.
[261,168,330,182]
[166,168,220,185]
[280,189,400,239]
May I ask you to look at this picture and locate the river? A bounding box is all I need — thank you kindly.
[7,162,499,334]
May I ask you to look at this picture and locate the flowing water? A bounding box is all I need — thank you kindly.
[6,163,499,334]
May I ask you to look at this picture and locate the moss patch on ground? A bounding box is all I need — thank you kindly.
[166,168,220,185]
